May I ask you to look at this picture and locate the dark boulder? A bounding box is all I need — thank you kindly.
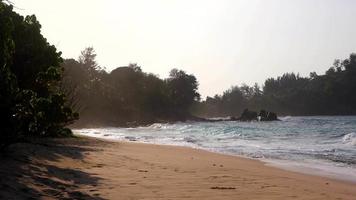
[259,110,278,121]
[238,109,258,121]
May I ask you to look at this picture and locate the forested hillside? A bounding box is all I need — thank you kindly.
[2,0,356,138]
[61,48,200,127]
[195,53,356,117]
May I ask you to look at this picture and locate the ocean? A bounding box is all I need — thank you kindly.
[75,116,356,182]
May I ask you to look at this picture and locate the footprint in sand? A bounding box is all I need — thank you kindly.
[209,175,231,179]
[93,164,105,168]
[210,186,236,190]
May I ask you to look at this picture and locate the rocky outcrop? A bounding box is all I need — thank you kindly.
[187,109,279,123]
[235,109,279,121]
[258,110,278,121]
[237,109,258,121]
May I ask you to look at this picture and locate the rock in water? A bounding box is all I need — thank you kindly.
[259,110,278,121]
[238,109,258,121]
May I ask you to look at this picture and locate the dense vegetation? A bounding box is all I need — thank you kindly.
[64,47,356,126]
[1,0,356,146]
[195,53,356,117]
[61,47,200,127]
[0,2,77,149]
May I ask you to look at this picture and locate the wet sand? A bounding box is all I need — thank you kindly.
[0,136,355,200]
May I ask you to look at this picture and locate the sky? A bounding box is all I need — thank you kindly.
[11,0,356,98]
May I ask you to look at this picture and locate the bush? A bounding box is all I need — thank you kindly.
[0,1,77,149]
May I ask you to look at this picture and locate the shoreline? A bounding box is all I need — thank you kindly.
[135,141,356,184]
[1,136,355,199]
[114,138,356,184]
[264,158,356,184]
[75,131,356,184]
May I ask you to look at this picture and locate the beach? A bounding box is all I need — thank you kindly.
[0,136,355,200]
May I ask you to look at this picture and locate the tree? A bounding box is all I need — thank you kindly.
[194,53,356,117]
[166,69,200,118]
[0,1,20,148]
[79,47,102,81]
[0,1,77,149]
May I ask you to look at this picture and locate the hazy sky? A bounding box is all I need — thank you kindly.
[11,0,356,98]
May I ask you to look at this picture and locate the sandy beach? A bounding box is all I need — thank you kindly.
[0,136,355,200]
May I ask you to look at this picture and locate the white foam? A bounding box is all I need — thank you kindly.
[73,116,356,183]
[342,132,356,146]
[280,116,292,121]
[265,159,356,183]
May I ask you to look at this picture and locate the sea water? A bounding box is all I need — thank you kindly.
[75,116,356,182]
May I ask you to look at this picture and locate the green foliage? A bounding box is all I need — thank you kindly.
[63,45,356,122]
[166,69,200,116]
[196,53,356,117]
[0,1,77,149]
[0,2,20,148]
[62,49,200,126]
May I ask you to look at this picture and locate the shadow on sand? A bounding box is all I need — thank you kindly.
[0,137,107,200]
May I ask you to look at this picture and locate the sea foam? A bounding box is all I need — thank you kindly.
[75,116,356,182]
[343,132,356,146]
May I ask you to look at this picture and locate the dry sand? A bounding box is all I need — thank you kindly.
[0,136,355,200]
